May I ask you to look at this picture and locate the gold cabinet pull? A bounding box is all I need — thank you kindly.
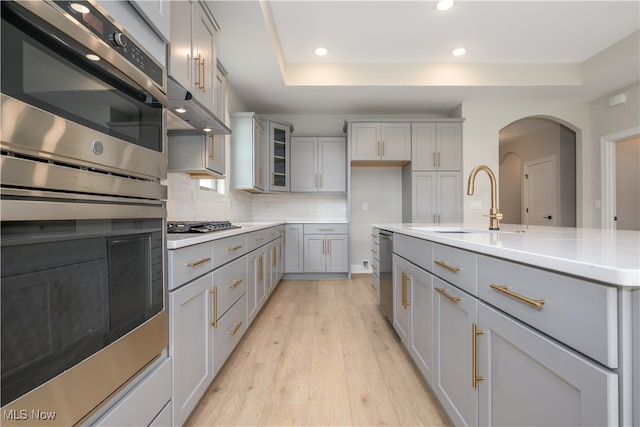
[490,284,545,308]
[258,256,263,281]
[435,287,461,304]
[255,237,264,243]
[472,323,484,388]
[318,228,334,231]
[226,321,243,336]
[433,152,437,167]
[371,249,379,255]
[434,260,461,273]
[401,272,411,309]
[200,57,205,91]
[273,247,277,266]
[187,257,211,267]
[226,245,243,252]
[209,286,218,328]
[438,152,441,167]
[226,278,243,289]
[194,54,204,89]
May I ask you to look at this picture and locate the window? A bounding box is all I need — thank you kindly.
[199,178,225,195]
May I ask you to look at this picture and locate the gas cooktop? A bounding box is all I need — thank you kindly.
[167,221,240,233]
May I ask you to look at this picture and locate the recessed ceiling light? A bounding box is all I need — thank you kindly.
[452,48,466,56]
[174,107,187,114]
[203,127,212,133]
[314,47,328,56]
[437,0,454,11]
[86,53,101,61]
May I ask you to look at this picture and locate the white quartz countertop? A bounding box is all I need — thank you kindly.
[373,223,640,288]
[167,222,285,250]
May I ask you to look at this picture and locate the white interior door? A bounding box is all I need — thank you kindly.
[615,135,640,230]
[524,156,556,226]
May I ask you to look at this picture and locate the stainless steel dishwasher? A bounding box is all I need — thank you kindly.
[378,230,393,323]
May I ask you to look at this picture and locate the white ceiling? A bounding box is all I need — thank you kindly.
[208,1,640,116]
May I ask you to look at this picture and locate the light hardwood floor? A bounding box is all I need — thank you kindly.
[186,277,450,426]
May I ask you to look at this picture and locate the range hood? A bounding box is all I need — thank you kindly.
[166,76,231,135]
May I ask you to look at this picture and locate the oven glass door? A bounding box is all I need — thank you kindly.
[0,1,163,152]
[1,216,164,406]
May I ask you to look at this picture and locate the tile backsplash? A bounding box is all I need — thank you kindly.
[166,173,347,222]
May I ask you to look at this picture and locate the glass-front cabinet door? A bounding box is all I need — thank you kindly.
[266,120,292,192]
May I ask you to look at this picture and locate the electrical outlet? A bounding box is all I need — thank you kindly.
[362,259,369,269]
[363,202,368,211]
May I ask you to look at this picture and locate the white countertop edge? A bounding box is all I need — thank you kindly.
[167,221,285,249]
[373,223,640,288]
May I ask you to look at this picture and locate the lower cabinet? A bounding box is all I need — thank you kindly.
[285,224,303,273]
[478,302,618,426]
[170,273,214,427]
[303,234,348,273]
[389,228,622,426]
[247,247,266,326]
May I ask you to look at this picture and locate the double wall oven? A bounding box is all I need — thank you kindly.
[1,1,169,424]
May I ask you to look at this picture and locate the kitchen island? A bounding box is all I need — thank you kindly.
[372,222,639,426]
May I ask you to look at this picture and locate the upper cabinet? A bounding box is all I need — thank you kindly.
[291,136,347,193]
[349,122,411,163]
[129,0,171,42]
[412,122,462,171]
[167,131,225,178]
[263,119,293,193]
[230,113,265,192]
[169,0,219,115]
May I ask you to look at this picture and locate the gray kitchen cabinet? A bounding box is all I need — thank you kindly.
[432,276,478,427]
[285,224,304,273]
[168,131,225,178]
[303,224,348,274]
[349,122,411,162]
[371,229,380,304]
[403,121,463,223]
[169,272,213,427]
[412,122,462,171]
[247,246,266,326]
[230,112,266,192]
[169,0,218,115]
[478,302,618,426]
[403,170,462,224]
[387,227,623,427]
[130,0,170,42]
[291,136,346,192]
[263,119,293,192]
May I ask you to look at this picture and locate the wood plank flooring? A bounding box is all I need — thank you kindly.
[186,277,450,426]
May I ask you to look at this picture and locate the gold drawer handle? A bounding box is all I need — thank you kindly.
[187,257,211,268]
[255,237,264,243]
[472,323,485,388]
[490,284,545,308]
[318,228,334,231]
[209,286,218,328]
[226,245,243,252]
[435,260,461,273]
[371,249,379,255]
[227,278,243,289]
[226,322,243,336]
[435,287,461,304]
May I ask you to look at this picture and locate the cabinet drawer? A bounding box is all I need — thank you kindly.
[304,223,348,234]
[371,241,380,261]
[371,228,380,245]
[371,256,380,277]
[94,358,171,427]
[168,242,213,290]
[246,229,270,252]
[266,226,283,242]
[478,255,618,368]
[394,233,432,270]
[212,234,247,267]
[212,256,247,319]
[432,243,476,295]
[213,294,247,375]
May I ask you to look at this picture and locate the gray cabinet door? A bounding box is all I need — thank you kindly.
[170,273,213,427]
[318,137,346,192]
[409,264,435,385]
[285,224,304,273]
[393,255,411,345]
[325,235,348,272]
[290,137,317,192]
[303,235,326,273]
[433,277,477,427]
[478,302,619,426]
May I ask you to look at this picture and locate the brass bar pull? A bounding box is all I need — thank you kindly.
[227,278,243,289]
[372,265,378,272]
[402,272,411,309]
[209,286,218,328]
[327,239,331,254]
[227,245,243,252]
[320,174,323,188]
[273,247,276,266]
[433,152,436,167]
[226,322,243,336]
[258,256,263,281]
[438,152,441,167]
[434,260,461,273]
[201,57,205,91]
[490,284,545,308]
[194,54,203,89]
[318,228,334,231]
[187,257,211,267]
[472,323,485,388]
[435,287,461,304]
[255,237,264,243]
[371,249,379,255]
[209,133,215,160]
[382,141,385,157]
[322,239,325,254]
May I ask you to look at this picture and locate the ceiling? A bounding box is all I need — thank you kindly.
[208,1,640,117]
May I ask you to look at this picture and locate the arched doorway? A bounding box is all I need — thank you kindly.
[499,117,577,227]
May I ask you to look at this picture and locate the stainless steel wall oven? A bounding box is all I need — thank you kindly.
[1,1,169,425]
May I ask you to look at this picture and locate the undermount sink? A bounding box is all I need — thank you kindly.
[408,227,492,233]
